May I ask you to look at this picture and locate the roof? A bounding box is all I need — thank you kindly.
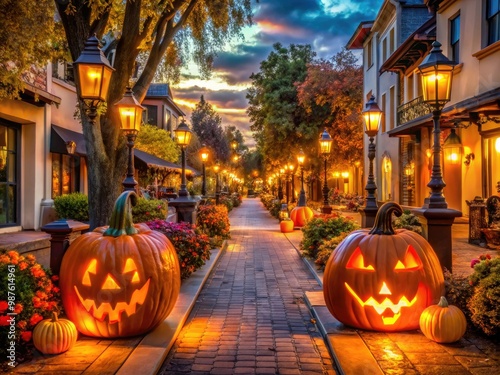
[146,83,172,98]
[346,21,374,50]
[50,124,196,174]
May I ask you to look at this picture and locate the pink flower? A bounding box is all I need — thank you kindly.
[470,259,480,268]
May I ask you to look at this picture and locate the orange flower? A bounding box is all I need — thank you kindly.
[30,313,43,326]
[32,297,43,309]
[51,275,59,282]
[7,250,19,261]
[14,303,23,314]
[0,254,10,263]
[17,320,27,330]
[19,261,28,270]
[21,331,32,342]
[0,300,8,313]
[26,254,36,264]
[35,290,47,299]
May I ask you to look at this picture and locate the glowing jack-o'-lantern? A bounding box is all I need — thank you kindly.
[323,202,444,332]
[60,191,181,338]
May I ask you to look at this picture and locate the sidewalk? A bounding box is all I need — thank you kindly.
[284,209,500,375]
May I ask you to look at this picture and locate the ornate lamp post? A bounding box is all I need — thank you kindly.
[319,128,333,214]
[413,41,461,272]
[288,161,296,203]
[199,144,209,197]
[174,118,192,197]
[296,149,306,206]
[278,167,285,200]
[115,87,144,192]
[418,41,457,209]
[360,95,382,227]
[213,161,220,205]
[73,35,115,123]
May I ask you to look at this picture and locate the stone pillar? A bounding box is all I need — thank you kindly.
[169,197,200,224]
[41,219,89,275]
[414,208,461,272]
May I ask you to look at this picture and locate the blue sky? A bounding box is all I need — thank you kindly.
[172,0,384,147]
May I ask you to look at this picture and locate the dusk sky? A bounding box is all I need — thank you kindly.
[172,0,385,147]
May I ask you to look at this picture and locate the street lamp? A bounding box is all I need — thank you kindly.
[278,167,285,200]
[360,95,382,227]
[319,128,333,214]
[213,161,220,205]
[73,35,115,123]
[174,117,193,197]
[287,161,296,203]
[115,87,144,192]
[199,144,209,197]
[418,41,456,208]
[297,149,306,206]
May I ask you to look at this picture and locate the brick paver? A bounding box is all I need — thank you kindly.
[159,198,337,375]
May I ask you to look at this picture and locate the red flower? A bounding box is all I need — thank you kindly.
[17,320,27,330]
[51,275,59,282]
[14,303,23,314]
[21,331,32,342]
[0,315,12,326]
[0,300,8,313]
[30,313,43,326]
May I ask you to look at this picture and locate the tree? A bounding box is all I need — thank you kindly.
[0,0,63,99]
[246,43,319,170]
[52,0,254,229]
[135,124,179,162]
[296,49,364,166]
[191,95,230,162]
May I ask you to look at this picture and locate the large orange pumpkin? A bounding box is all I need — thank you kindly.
[290,206,314,227]
[323,202,444,332]
[60,191,181,338]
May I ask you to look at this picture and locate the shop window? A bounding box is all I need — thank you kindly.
[450,14,460,63]
[488,0,500,44]
[0,124,18,226]
[52,153,80,197]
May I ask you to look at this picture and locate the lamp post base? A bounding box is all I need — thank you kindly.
[359,206,379,228]
[414,207,462,272]
[169,196,200,224]
[321,206,332,214]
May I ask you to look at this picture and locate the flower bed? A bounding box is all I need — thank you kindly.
[196,204,231,247]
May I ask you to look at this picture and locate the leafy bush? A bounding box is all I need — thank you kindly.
[300,213,359,259]
[131,198,167,223]
[197,204,231,247]
[218,195,234,212]
[468,255,500,336]
[146,220,212,280]
[314,232,350,270]
[392,209,422,235]
[0,251,62,367]
[444,269,473,322]
[53,192,89,222]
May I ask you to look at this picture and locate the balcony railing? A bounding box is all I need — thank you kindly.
[397,96,429,126]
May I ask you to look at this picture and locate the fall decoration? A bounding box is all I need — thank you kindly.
[33,312,77,354]
[419,296,466,343]
[60,191,181,338]
[280,218,294,233]
[290,205,314,227]
[323,202,444,332]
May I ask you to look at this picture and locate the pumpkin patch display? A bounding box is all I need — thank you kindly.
[33,312,78,354]
[290,206,314,228]
[419,296,467,343]
[323,202,444,332]
[60,191,181,338]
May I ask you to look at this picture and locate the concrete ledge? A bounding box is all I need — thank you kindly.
[115,243,225,375]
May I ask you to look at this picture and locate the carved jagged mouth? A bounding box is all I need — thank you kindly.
[345,283,417,325]
[74,279,151,324]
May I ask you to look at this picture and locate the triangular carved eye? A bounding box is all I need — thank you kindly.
[82,259,97,286]
[394,245,422,271]
[123,258,140,283]
[346,247,374,271]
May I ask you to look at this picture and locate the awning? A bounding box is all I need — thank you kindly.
[50,124,197,174]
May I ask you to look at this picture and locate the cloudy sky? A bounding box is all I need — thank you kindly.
[172,0,384,147]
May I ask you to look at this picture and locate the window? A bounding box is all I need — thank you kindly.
[52,153,80,197]
[450,14,460,63]
[381,93,387,133]
[143,105,158,126]
[488,0,500,44]
[366,38,373,68]
[389,86,395,130]
[382,37,388,62]
[0,123,19,227]
[389,28,395,55]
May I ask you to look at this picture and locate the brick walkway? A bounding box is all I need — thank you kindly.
[159,198,336,374]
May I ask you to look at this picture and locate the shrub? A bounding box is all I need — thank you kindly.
[146,220,211,280]
[219,195,234,212]
[314,232,350,270]
[53,192,89,222]
[0,251,62,367]
[196,204,231,247]
[132,198,167,223]
[468,255,500,336]
[392,209,422,235]
[300,213,359,259]
[444,269,473,322]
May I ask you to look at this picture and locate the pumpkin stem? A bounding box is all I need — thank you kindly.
[51,311,59,322]
[368,202,403,235]
[103,191,139,237]
[437,296,449,308]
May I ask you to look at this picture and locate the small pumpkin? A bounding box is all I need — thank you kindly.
[419,296,467,343]
[290,206,314,228]
[323,202,444,332]
[280,219,294,233]
[33,312,78,354]
[60,191,181,338]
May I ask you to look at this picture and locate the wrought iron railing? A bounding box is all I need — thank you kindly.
[397,96,429,126]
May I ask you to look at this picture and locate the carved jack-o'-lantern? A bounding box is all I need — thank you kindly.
[60,191,181,338]
[323,202,444,332]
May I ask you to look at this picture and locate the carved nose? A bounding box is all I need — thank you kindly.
[379,282,392,295]
[102,274,120,290]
